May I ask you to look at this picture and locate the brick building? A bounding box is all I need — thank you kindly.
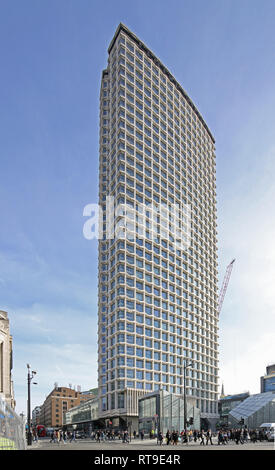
[39,386,94,428]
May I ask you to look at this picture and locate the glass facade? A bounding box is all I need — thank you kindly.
[98,24,219,423]
[138,390,200,434]
[229,392,275,429]
[65,398,98,426]
[218,393,249,426]
[262,376,275,393]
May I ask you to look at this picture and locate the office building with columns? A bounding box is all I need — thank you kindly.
[98,24,219,430]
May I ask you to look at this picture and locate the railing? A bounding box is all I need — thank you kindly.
[0,397,26,450]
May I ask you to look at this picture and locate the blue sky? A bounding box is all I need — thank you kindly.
[1,0,275,415]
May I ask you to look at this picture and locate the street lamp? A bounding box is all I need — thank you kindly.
[27,364,37,446]
[183,360,193,433]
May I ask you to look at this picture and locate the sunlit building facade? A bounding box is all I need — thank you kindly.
[0,310,15,409]
[98,24,219,430]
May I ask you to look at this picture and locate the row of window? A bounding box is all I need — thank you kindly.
[107,158,216,203]
[106,253,214,276]
[101,103,214,178]
[110,38,214,146]
[101,392,218,413]
[100,301,218,324]
[105,260,216,285]
[100,346,218,366]
[104,282,211,302]
[101,361,217,378]
[106,96,214,173]
[103,309,217,331]
[108,90,212,162]
[102,128,215,189]
[101,371,217,387]
[108,86,209,154]
[102,131,215,189]
[103,238,216,268]
[101,340,217,360]
[103,335,217,352]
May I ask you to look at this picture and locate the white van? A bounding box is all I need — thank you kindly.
[260,423,275,441]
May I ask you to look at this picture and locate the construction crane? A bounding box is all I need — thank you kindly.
[218,258,235,315]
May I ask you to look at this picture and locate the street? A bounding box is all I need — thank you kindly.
[29,437,274,451]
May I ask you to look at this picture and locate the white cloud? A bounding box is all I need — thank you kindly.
[218,146,275,396]
[219,330,275,395]
[13,342,98,415]
[0,248,98,416]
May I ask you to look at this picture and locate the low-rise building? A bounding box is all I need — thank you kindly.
[261,364,275,393]
[218,392,250,428]
[138,390,201,435]
[229,391,275,429]
[64,396,100,434]
[0,310,15,409]
[39,386,94,428]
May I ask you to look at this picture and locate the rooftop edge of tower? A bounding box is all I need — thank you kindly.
[107,23,215,144]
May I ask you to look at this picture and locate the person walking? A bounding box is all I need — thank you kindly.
[218,430,224,445]
[235,429,241,445]
[200,430,205,446]
[59,429,64,444]
[206,429,213,445]
[243,427,248,443]
[166,430,171,445]
[183,430,188,444]
[70,430,76,442]
[174,431,179,445]
[157,431,163,445]
[32,428,38,443]
[50,431,56,443]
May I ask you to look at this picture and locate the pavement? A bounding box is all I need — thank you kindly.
[28,437,275,451]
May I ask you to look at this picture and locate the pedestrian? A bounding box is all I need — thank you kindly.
[59,430,64,444]
[206,429,213,445]
[200,430,205,445]
[173,431,179,445]
[166,430,171,445]
[183,430,188,443]
[235,429,241,445]
[32,429,38,443]
[157,431,163,445]
[70,430,76,442]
